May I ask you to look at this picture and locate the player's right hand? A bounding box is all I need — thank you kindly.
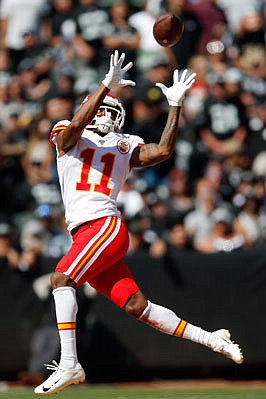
[156,69,196,106]
[102,50,136,89]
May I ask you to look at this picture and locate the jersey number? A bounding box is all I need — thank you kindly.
[76,148,115,196]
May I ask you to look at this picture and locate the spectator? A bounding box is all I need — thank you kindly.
[46,207,72,258]
[136,55,173,89]
[234,195,264,248]
[184,54,209,120]
[167,168,194,221]
[0,113,27,215]
[45,0,95,85]
[117,177,145,220]
[184,178,218,242]
[204,159,223,194]
[0,49,12,85]
[103,1,140,81]
[17,58,52,103]
[149,221,193,258]
[20,204,71,260]
[73,0,113,70]
[45,0,77,47]
[216,0,264,35]
[195,67,249,158]
[252,152,266,178]
[0,81,11,127]
[126,221,146,255]
[233,9,266,80]
[245,96,266,159]
[186,0,227,55]
[145,192,170,241]
[194,207,246,253]
[0,0,49,72]
[21,118,54,187]
[44,94,74,124]
[128,0,168,72]
[0,222,20,268]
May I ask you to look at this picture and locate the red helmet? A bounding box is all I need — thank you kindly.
[82,93,125,134]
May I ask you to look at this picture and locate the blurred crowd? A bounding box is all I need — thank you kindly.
[0,0,266,271]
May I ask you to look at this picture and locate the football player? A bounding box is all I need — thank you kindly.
[35,50,243,395]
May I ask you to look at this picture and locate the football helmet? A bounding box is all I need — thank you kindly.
[82,93,125,134]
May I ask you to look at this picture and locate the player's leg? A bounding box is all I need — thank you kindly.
[48,216,128,366]
[124,293,244,364]
[89,257,243,365]
[91,258,243,365]
[35,216,129,395]
[34,272,85,395]
[89,259,140,309]
[52,285,78,369]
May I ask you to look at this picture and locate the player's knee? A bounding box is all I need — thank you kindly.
[50,271,76,289]
[110,278,140,309]
[124,291,148,319]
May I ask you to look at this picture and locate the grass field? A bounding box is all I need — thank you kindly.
[1,382,266,399]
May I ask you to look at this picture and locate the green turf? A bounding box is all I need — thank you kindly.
[0,384,266,399]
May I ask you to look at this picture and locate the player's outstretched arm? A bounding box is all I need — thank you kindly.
[56,50,135,155]
[130,69,196,168]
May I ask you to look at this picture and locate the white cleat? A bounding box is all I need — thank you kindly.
[208,329,244,364]
[34,360,86,395]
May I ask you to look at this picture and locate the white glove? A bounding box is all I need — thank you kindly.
[156,69,196,106]
[102,50,136,89]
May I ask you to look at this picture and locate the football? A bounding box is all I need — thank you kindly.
[153,13,184,47]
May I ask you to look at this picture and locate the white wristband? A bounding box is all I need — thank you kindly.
[169,100,180,106]
[102,74,112,88]
[168,98,183,106]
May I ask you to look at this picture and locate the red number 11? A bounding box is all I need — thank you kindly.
[76,148,115,196]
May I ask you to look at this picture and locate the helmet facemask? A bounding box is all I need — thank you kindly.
[83,94,125,135]
[92,104,122,134]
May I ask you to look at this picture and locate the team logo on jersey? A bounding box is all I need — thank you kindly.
[117,139,130,154]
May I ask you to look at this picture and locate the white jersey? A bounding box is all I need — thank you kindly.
[50,121,144,233]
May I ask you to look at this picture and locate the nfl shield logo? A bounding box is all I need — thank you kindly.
[117,139,130,154]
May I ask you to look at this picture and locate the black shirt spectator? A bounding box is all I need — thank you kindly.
[74,0,113,68]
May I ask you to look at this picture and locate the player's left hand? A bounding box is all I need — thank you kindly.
[102,50,136,89]
[156,69,196,106]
